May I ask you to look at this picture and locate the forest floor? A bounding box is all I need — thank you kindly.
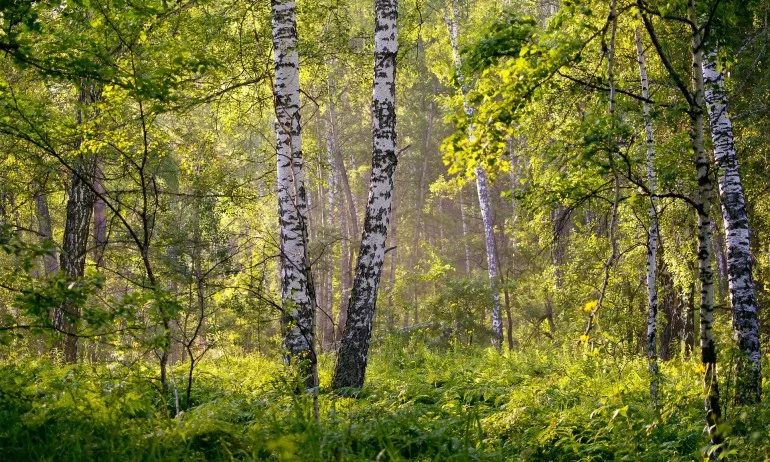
[1,335,769,461]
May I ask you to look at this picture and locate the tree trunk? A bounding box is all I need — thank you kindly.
[337,186,352,344]
[327,70,360,240]
[271,0,316,388]
[318,116,337,352]
[702,49,762,405]
[445,0,503,348]
[657,246,682,362]
[327,71,353,345]
[636,28,660,407]
[57,83,100,363]
[475,171,503,348]
[689,5,722,444]
[682,281,696,357]
[459,188,471,275]
[332,0,398,389]
[711,220,729,300]
[92,165,107,268]
[34,187,59,278]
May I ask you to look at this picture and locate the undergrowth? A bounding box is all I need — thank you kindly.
[1,337,768,460]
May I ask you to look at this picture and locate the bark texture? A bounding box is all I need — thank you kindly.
[57,83,101,363]
[689,5,722,444]
[636,29,659,406]
[702,50,761,405]
[271,0,316,387]
[332,0,398,389]
[445,0,503,348]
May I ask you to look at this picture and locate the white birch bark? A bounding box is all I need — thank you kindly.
[271,0,316,386]
[445,0,503,348]
[689,2,722,443]
[332,0,398,389]
[702,49,761,404]
[635,29,659,407]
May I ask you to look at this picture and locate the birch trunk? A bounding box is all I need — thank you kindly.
[475,170,503,347]
[702,49,762,405]
[445,0,503,348]
[322,132,337,352]
[332,0,398,389]
[635,28,660,407]
[689,3,722,443]
[271,0,316,388]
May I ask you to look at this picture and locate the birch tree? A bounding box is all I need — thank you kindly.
[639,0,722,446]
[702,49,761,405]
[635,28,660,407]
[333,0,398,389]
[271,0,316,388]
[444,0,503,349]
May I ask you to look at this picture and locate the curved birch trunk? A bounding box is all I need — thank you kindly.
[635,29,659,407]
[271,0,316,388]
[332,0,398,389]
[702,49,761,405]
[444,0,503,348]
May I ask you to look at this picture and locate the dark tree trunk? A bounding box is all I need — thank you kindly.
[92,166,107,268]
[57,83,101,363]
[34,187,59,278]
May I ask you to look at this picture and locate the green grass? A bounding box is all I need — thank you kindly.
[1,337,768,460]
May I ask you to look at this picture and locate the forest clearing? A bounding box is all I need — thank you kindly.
[0,0,769,460]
